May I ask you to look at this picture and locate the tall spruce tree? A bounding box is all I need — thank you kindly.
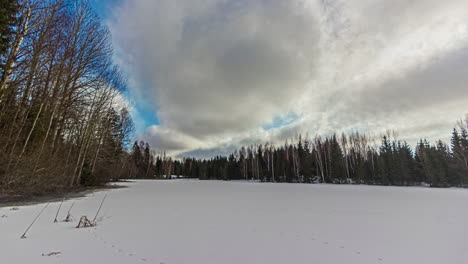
[329,135,346,183]
[378,136,395,185]
[302,137,315,183]
[396,141,415,186]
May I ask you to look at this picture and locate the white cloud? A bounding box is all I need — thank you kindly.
[109,0,468,156]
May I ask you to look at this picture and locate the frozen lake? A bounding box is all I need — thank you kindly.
[1,180,467,264]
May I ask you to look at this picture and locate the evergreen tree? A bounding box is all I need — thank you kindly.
[451,128,468,186]
[130,141,142,178]
[378,136,395,185]
[226,154,237,181]
[302,137,314,183]
[434,141,450,187]
[256,145,265,181]
[0,0,17,60]
[143,143,151,178]
[414,139,428,183]
[329,135,346,183]
[127,120,468,190]
[396,141,415,186]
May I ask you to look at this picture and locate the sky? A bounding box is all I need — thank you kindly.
[91,0,468,158]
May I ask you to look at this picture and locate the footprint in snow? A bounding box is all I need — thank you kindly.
[94,232,151,262]
[42,252,61,257]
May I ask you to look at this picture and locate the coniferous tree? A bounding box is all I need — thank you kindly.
[130,141,142,178]
[302,138,315,183]
[414,139,428,183]
[329,135,346,183]
[396,141,415,186]
[434,141,450,187]
[127,121,468,190]
[450,129,463,185]
[143,143,151,178]
[0,0,17,60]
[378,136,395,185]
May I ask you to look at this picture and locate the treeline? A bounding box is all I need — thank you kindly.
[0,0,133,194]
[126,141,177,179]
[133,120,468,188]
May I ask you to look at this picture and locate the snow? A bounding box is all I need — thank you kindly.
[1,180,468,264]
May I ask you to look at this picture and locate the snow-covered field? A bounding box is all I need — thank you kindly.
[1,180,467,264]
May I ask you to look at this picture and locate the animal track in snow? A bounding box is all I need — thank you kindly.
[92,230,151,263]
[306,233,385,262]
[42,251,61,257]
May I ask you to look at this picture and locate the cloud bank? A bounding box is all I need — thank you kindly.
[109,0,468,156]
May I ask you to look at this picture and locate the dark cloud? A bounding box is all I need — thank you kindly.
[110,0,468,156]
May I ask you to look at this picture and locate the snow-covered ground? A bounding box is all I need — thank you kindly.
[1,180,467,264]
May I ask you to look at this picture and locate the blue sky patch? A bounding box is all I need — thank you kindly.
[263,112,300,131]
